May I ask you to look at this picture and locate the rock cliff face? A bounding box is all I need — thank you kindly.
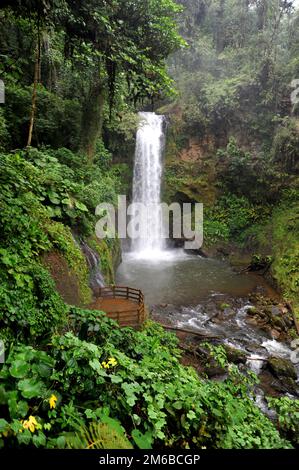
[160,107,299,323]
[42,232,121,308]
[42,250,92,307]
[162,110,218,207]
[161,103,263,208]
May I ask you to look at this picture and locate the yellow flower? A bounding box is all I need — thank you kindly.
[49,394,58,409]
[107,357,117,367]
[22,416,38,433]
[101,358,117,369]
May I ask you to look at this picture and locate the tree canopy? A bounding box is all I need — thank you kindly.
[0,0,184,154]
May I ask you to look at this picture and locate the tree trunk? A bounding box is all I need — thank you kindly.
[79,77,105,160]
[215,0,226,53]
[27,37,41,147]
[257,0,268,31]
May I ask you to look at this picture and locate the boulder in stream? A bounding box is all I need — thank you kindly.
[266,356,297,380]
[223,345,247,364]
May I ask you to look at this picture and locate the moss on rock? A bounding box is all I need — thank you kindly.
[87,236,122,285]
[43,222,92,306]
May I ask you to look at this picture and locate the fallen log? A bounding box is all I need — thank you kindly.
[158,323,221,340]
[180,344,267,363]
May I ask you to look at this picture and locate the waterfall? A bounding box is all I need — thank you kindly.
[131,112,165,256]
[81,241,105,292]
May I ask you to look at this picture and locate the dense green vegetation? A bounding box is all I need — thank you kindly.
[0,318,294,449]
[163,0,299,313]
[0,0,298,451]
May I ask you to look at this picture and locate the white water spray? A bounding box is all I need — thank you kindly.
[131,112,165,257]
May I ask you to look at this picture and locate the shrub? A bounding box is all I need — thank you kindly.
[204,193,262,244]
[272,118,299,173]
[267,397,299,446]
[0,317,292,449]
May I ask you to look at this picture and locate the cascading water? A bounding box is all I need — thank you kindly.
[131,112,165,257]
[117,112,299,410]
[81,241,105,291]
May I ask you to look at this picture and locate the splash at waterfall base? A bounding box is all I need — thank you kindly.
[95,111,202,256]
[95,195,204,253]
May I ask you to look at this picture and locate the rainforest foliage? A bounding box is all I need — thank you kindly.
[0,0,298,450]
[163,0,299,311]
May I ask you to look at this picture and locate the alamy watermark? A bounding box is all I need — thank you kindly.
[0,79,4,104]
[95,196,203,250]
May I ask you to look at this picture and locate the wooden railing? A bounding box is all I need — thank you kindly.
[97,286,146,326]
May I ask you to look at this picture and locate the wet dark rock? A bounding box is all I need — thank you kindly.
[246,342,264,353]
[284,316,294,328]
[223,308,235,318]
[272,316,286,330]
[259,370,297,397]
[271,306,281,317]
[246,316,259,327]
[244,294,294,341]
[211,373,229,382]
[258,312,268,320]
[211,317,223,325]
[216,307,236,321]
[270,377,299,397]
[270,329,281,340]
[258,363,299,397]
[205,364,227,378]
[267,356,297,380]
[223,345,247,364]
[205,303,218,315]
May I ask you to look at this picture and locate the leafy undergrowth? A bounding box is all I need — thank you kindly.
[0,314,295,449]
[0,150,297,449]
[0,149,121,340]
[204,193,264,246]
[270,192,299,317]
[244,188,299,318]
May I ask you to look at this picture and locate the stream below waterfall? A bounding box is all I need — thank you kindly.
[117,249,275,305]
[117,249,299,404]
[115,111,299,408]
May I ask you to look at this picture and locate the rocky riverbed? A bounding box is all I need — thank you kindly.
[151,291,299,401]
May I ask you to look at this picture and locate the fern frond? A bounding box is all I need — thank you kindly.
[67,422,133,449]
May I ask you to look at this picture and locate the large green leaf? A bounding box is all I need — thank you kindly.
[8,396,29,418]
[131,429,153,449]
[33,432,47,448]
[0,419,9,433]
[18,378,45,399]
[47,190,61,205]
[9,360,30,378]
[75,200,88,212]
